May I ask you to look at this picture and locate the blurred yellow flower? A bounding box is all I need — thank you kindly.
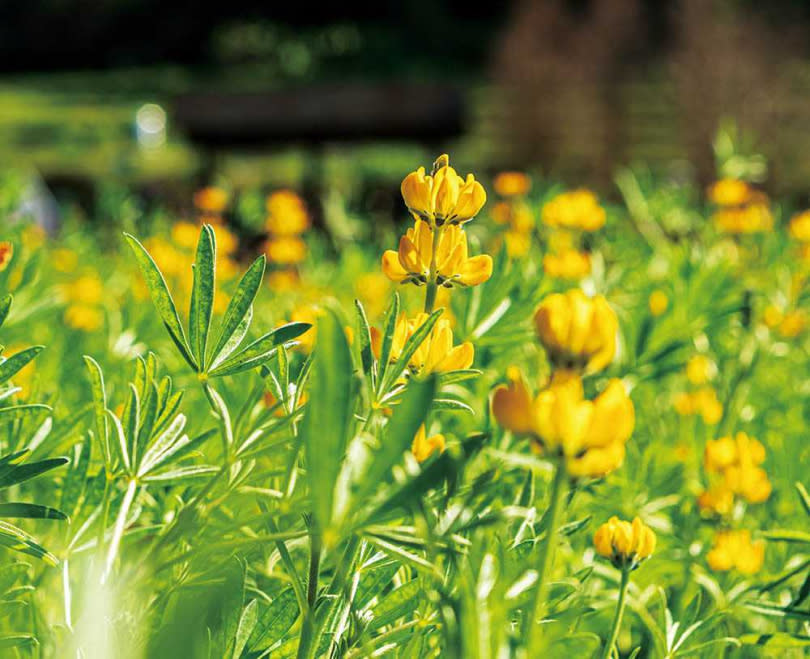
[789,210,810,242]
[0,242,13,271]
[64,274,104,305]
[705,432,771,504]
[763,305,782,329]
[493,171,531,197]
[194,186,229,214]
[779,310,805,338]
[355,272,391,319]
[542,190,605,232]
[707,179,752,207]
[707,529,764,574]
[401,154,486,228]
[713,202,773,234]
[648,290,669,316]
[697,486,734,516]
[686,354,714,385]
[594,516,655,568]
[266,236,307,266]
[390,311,473,374]
[543,249,591,280]
[171,221,200,250]
[267,269,300,292]
[503,230,532,258]
[674,387,722,424]
[534,289,617,373]
[411,425,446,462]
[265,190,310,236]
[65,304,103,332]
[289,305,323,353]
[492,371,634,478]
[382,221,492,288]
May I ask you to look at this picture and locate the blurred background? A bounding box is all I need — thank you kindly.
[4,0,810,218]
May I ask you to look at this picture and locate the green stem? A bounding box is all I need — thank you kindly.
[307,530,322,608]
[600,567,631,659]
[525,462,568,648]
[423,225,443,313]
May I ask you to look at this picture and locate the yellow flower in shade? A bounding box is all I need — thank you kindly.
[401,154,487,227]
[171,221,200,250]
[594,516,656,569]
[267,269,300,292]
[265,190,310,236]
[381,221,493,288]
[492,371,634,478]
[704,432,771,504]
[65,305,104,332]
[266,236,307,266]
[0,242,13,271]
[493,171,531,197]
[541,190,606,232]
[697,486,734,516]
[648,290,668,316]
[707,530,764,575]
[194,186,229,214]
[411,425,446,462]
[790,210,810,242]
[390,312,474,374]
[707,179,752,207]
[534,289,617,373]
[686,355,715,385]
[543,249,591,280]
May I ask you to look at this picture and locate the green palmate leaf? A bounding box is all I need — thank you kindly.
[209,254,266,369]
[0,456,68,489]
[359,375,436,502]
[0,346,43,386]
[379,308,443,395]
[189,225,216,370]
[83,356,110,466]
[208,322,311,378]
[0,294,12,330]
[248,588,299,651]
[124,232,197,370]
[302,308,354,532]
[377,292,400,393]
[0,503,67,521]
[0,520,57,565]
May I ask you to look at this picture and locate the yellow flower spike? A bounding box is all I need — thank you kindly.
[543,249,591,280]
[541,189,606,232]
[707,530,764,575]
[593,516,655,568]
[534,289,618,373]
[648,290,669,316]
[0,242,13,271]
[697,486,734,516]
[411,425,446,463]
[381,221,492,288]
[400,155,486,227]
[492,367,535,435]
[686,355,715,385]
[707,179,752,207]
[389,312,474,375]
[703,432,771,506]
[790,210,810,242]
[493,171,531,197]
[265,190,310,236]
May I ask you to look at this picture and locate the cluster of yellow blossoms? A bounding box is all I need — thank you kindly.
[594,516,656,569]
[265,191,310,291]
[491,172,535,258]
[673,355,723,425]
[541,189,605,281]
[707,178,773,234]
[493,289,633,479]
[193,186,229,224]
[390,312,473,375]
[707,529,764,575]
[62,274,105,332]
[699,432,771,514]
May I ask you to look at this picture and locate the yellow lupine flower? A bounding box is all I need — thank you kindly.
[648,290,669,316]
[411,425,446,462]
[502,231,532,258]
[713,202,773,234]
[289,305,323,353]
[779,310,805,338]
[64,274,104,305]
[790,210,810,242]
[65,304,104,332]
[194,186,229,214]
[401,154,487,227]
[171,221,200,250]
[534,289,617,373]
[706,529,764,574]
[493,171,531,197]
[390,312,473,374]
[704,432,771,504]
[266,236,307,266]
[542,249,591,280]
[0,242,13,271]
[381,221,492,288]
[686,354,715,385]
[697,486,734,516]
[541,190,606,232]
[492,372,634,478]
[593,516,656,568]
[265,190,310,236]
[707,179,752,207]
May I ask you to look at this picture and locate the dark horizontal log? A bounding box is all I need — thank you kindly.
[172,83,464,146]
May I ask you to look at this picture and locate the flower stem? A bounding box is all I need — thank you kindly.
[100,478,138,585]
[600,566,631,659]
[525,462,568,648]
[424,225,443,314]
